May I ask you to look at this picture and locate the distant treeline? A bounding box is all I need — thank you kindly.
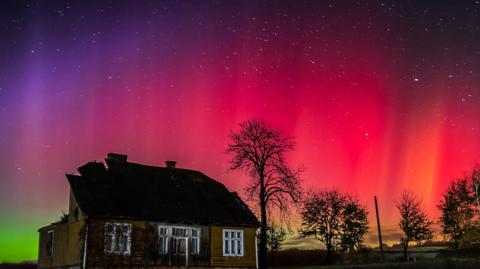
[291,167,480,263]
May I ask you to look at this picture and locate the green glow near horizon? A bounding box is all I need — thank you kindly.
[0,207,63,262]
[0,225,38,263]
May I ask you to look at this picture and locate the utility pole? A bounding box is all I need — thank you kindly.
[374,196,384,260]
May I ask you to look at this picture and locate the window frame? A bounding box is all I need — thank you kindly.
[104,222,132,255]
[46,230,54,257]
[158,225,171,254]
[190,227,201,255]
[157,225,201,255]
[222,229,244,257]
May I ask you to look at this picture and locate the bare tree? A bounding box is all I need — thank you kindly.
[396,191,433,261]
[300,190,369,264]
[227,120,302,269]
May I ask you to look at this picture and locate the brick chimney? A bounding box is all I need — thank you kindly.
[165,160,176,168]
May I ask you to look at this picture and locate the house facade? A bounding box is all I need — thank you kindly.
[38,153,259,269]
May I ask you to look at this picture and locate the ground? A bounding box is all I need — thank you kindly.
[2,248,480,269]
[272,258,480,268]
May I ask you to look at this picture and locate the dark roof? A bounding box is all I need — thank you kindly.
[67,154,259,227]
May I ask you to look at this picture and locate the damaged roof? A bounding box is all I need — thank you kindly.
[67,154,259,227]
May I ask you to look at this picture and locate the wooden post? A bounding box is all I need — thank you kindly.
[255,234,259,269]
[82,218,89,269]
[374,196,384,260]
[185,238,189,266]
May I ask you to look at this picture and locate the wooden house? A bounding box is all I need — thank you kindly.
[38,153,259,269]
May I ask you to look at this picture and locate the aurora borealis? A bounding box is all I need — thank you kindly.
[1,0,480,262]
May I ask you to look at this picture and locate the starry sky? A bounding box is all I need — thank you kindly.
[1,0,480,262]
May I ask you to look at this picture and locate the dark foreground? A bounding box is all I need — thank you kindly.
[2,248,480,269]
[272,259,480,269]
[0,264,35,269]
[1,259,480,269]
[268,248,480,269]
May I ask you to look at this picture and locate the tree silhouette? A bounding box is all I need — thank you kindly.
[300,190,368,263]
[340,197,369,254]
[438,178,476,249]
[266,223,286,253]
[473,168,480,209]
[227,120,302,269]
[396,191,433,261]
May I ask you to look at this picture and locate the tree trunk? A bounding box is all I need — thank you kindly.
[258,176,268,269]
[326,243,333,265]
[403,240,408,262]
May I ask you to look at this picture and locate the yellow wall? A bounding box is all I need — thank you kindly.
[210,226,257,267]
[38,220,257,268]
[37,220,85,269]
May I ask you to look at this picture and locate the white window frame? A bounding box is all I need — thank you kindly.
[46,230,54,257]
[158,226,171,254]
[222,229,244,257]
[104,223,132,255]
[190,228,201,255]
[172,227,188,255]
[157,225,201,255]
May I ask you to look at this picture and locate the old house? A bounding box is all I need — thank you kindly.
[38,153,259,269]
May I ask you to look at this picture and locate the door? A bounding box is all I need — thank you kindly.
[172,228,189,266]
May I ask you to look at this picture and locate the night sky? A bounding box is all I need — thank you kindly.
[1,0,480,262]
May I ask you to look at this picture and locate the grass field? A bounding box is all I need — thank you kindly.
[268,247,480,268]
[1,248,479,269]
[272,259,480,269]
[4,260,480,269]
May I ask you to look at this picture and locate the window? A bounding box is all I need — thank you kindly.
[46,230,54,257]
[104,223,132,255]
[157,226,200,255]
[190,228,200,255]
[172,227,188,254]
[223,229,243,256]
[172,227,188,237]
[173,237,187,254]
[158,226,170,254]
